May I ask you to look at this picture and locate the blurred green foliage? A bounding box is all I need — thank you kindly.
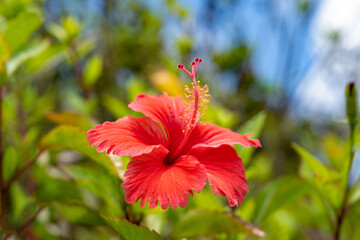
[0,0,358,239]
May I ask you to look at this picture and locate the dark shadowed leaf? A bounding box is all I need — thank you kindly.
[65,164,123,210]
[53,203,105,226]
[33,167,83,204]
[171,209,265,238]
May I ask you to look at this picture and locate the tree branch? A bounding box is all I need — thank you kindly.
[4,206,44,240]
[3,151,43,191]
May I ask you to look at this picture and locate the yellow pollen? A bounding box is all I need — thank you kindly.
[179,79,210,133]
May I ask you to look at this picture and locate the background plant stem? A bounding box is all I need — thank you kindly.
[334,122,356,240]
[0,86,4,229]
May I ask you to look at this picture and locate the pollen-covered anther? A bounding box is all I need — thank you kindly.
[178,58,209,133]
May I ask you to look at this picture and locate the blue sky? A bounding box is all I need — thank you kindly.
[45,0,360,119]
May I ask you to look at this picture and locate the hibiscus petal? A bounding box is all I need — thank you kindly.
[189,145,249,207]
[128,93,185,152]
[181,122,261,153]
[122,146,207,209]
[87,116,168,157]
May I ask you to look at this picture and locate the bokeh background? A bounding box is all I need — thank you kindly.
[1,0,360,239]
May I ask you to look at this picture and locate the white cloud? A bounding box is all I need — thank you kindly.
[296,0,360,118]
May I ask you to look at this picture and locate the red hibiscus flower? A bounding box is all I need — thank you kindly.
[87,58,261,209]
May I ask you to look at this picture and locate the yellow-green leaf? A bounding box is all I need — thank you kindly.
[39,125,117,174]
[292,143,338,180]
[171,209,265,238]
[102,215,162,240]
[4,11,42,53]
[0,31,9,64]
[236,111,266,166]
[84,55,103,87]
[6,39,49,75]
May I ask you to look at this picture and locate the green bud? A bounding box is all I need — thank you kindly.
[346,82,358,126]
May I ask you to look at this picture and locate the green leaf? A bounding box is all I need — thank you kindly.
[6,39,49,75]
[171,209,265,238]
[62,16,81,42]
[189,186,224,211]
[4,11,42,53]
[102,215,162,240]
[2,146,18,182]
[235,111,266,166]
[84,55,103,87]
[65,164,123,210]
[53,203,105,226]
[292,143,338,180]
[0,32,9,64]
[10,183,29,222]
[45,111,94,130]
[39,125,117,174]
[127,77,147,102]
[34,168,83,204]
[102,95,132,118]
[293,143,343,208]
[26,43,67,73]
[350,185,360,206]
[46,22,67,42]
[0,15,6,32]
[253,176,310,223]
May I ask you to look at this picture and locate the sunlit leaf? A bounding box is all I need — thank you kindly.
[350,185,360,206]
[26,43,67,73]
[292,143,338,180]
[189,185,224,211]
[206,105,237,129]
[101,215,162,240]
[45,111,94,130]
[39,125,117,174]
[0,31,9,64]
[4,11,42,53]
[236,111,266,166]
[0,15,6,32]
[253,176,310,223]
[46,22,67,42]
[127,77,148,101]
[171,209,265,238]
[62,16,81,42]
[102,95,134,119]
[84,55,103,87]
[150,69,182,96]
[6,39,49,75]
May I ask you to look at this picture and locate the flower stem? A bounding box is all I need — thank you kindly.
[0,86,5,229]
[334,122,356,240]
